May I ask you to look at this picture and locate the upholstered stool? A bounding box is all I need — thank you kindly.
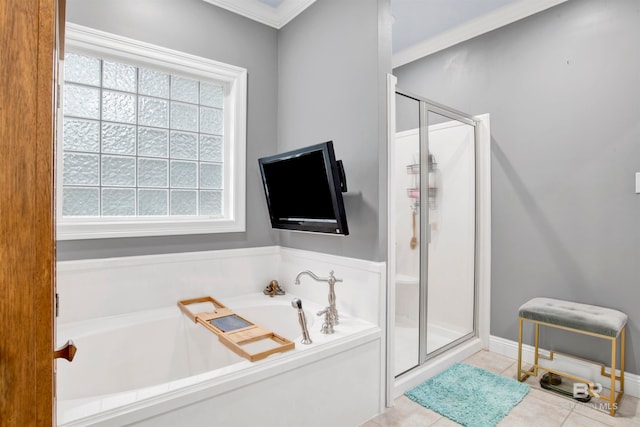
[517,297,627,416]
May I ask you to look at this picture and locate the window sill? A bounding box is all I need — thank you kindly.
[56,217,245,240]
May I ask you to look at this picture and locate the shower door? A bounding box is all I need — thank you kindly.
[394,92,477,376]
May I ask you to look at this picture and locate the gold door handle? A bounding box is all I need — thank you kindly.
[54,340,77,362]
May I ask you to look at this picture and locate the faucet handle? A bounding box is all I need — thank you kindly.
[321,322,334,334]
[328,270,343,284]
[317,306,336,334]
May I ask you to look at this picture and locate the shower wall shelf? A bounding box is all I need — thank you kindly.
[406,154,438,210]
[406,188,437,197]
[406,164,420,175]
[407,155,438,173]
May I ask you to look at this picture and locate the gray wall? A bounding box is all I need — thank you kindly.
[395,0,640,374]
[277,0,392,262]
[61,0,279,260]
[62,0,392,263]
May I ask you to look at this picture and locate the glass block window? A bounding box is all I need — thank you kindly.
[62,52,225,218]
[58,25,246,240]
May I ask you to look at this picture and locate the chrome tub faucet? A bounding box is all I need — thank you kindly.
[294,270,342,330]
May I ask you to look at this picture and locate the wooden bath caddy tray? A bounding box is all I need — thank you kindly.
[178,296,294,362]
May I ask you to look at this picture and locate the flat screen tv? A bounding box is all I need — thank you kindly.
[258,141,349,235]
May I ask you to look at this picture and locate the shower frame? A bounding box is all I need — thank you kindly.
[418,92,478,364]
[386,75,491,404]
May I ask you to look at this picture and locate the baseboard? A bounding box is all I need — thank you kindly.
[489,335,640,398]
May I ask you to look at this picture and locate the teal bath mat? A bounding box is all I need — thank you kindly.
[405,362,529,427]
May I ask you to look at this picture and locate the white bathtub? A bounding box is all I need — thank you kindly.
[57,293,382,427]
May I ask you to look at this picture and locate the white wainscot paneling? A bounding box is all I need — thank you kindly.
[57,246,281,323]
[57,246,387,328]
[278,247,387,327]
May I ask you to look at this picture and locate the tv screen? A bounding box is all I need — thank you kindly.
[258,141,349,235]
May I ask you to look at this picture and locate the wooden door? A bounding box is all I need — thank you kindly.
[0,0,58,425]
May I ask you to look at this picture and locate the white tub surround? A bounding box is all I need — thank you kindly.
[56,246,281,324]
[56,247,386,427]
[278,247,387,327]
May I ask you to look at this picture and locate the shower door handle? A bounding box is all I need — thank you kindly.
[54,339,77,362]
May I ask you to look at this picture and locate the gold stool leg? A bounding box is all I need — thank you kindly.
[517,317,524,381]
[621,327,626,393]
[609,336,617,416]
[612,327,626,416]
[533,322,540,377]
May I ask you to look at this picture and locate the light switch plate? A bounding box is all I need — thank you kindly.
[636,173,640,194]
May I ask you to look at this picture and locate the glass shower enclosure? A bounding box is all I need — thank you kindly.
[393,91,478,377]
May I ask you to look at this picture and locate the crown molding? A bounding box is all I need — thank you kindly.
[393,0,569,69]
[203,0,316,29]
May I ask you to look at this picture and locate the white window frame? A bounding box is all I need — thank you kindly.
[57,24,247,240]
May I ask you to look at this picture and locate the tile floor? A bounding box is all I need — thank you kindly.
[362,350,640,426]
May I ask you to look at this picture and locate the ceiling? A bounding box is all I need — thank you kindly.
[391,0,568,67]
[203,0,568,67]
[202,0,316,28]
[392,0,519,53]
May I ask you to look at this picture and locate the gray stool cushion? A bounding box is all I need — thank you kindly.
[519,297,627,337]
